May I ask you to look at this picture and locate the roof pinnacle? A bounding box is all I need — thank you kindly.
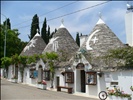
[59,19,65,28]
[35,29,40,36]
[96,12,105,25]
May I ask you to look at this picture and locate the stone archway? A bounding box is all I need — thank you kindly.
[76,63,84,69]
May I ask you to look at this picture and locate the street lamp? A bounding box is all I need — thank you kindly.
[1,13,7,57]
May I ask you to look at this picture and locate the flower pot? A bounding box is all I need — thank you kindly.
[112,96,120,100]
[38,84,47,90]
[108,95,113,100]
[108,96,131,100]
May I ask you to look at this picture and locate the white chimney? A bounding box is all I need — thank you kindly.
[79,35,88,47]
[125,3,133,46]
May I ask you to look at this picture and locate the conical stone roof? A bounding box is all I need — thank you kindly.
[79,18,126,70]
[42,22,79,67]
[20,33,46,56]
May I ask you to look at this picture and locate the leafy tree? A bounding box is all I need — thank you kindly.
[1,57,12,77]
[29,14,40,40]
[44,52,58,88]
[3,18,11,29]
[47,25,50,43]
[0,22,27,78]
[18,54,40,82]
[76,32,80,47]
[11,54,20,65]
[50,28,57,39]
[1,53,41,80]
[103,46,133,68]
[41,17,47,43]
[55,28,57,33]
[0,24,27,59]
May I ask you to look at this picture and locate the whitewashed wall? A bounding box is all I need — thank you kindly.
[75,69,98,96]
[87,85,98,96]
[74,70,133,99]
[23,66,37,86]
[21,59,45,87]
[23,67,29,84]
[125,12,133,46]
[36,59,45,70]
[18,69,21,83]
[0,68,4,78]
[45,69,65,89]
[105,71,133,99]
[8,65,13,81]
[55,70,65,86]
[79,35,87,47]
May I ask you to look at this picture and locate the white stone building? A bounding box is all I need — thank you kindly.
[125,3,133,47]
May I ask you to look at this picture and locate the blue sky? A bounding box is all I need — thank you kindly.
[1,1,131,43]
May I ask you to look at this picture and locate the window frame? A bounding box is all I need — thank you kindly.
[43,70,50,81]
[30,69,36,79]
[64,72,74,83]
[86,72,97,85]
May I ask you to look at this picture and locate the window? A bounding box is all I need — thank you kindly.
[65,72,74,83]
[30,69,38,79]
[44,70,50,81]
[86,72,97,85]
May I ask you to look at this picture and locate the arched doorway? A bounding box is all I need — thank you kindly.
[76,63,86,93]
[38,65,43,82]
[15,65,18,79]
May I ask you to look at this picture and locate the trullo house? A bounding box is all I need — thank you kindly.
[8,31,46,86]
[41,21,79,89]
[69,17,133,99]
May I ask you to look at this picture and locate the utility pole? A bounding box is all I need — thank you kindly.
[1,13,7,78]
[1,13,7,57]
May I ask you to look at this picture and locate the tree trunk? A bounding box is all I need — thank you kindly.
[5,67,8,79]
[50,72,54,88]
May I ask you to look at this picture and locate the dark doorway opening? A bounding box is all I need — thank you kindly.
[80,70,85,93]
[56,76,60,88]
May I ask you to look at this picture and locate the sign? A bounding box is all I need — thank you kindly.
[33,70,38,78]
[98,91,108,100]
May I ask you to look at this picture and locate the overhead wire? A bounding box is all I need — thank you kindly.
[12,0,79,27]
[15,1,111,29]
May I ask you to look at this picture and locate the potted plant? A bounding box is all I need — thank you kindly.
[11,75,18,83]
[37,80,47,90]
[107,87,131,100]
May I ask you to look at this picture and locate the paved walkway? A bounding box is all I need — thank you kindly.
[1,79,99,100]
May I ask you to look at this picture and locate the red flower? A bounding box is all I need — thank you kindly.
[42,80,47,85]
